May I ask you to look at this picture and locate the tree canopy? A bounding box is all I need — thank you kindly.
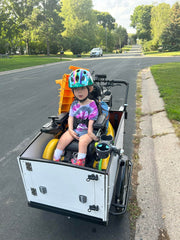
[151,3,170,47]
[130,2,180,51]
[29,0,64,55]
[60,0,96,53]
[130,5,153,41]
[94,10,115,30]
[161,2,180,51]
[0,0,128,55]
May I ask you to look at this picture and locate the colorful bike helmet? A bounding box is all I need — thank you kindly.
[68,69,93,88]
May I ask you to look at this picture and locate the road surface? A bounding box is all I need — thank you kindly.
[0,46,179,240]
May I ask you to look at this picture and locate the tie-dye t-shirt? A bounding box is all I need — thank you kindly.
[69,100,98,132]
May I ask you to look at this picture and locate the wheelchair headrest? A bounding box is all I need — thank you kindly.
[90,84,102,99]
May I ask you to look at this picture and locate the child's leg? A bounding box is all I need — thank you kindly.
[71,134,92,166]
[78,134,92,154]
[56,130,74,150]
[54,131,74,161]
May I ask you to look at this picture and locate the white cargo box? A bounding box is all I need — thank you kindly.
[17,124,124,224]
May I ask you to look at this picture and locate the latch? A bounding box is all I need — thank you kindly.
[86,174,98,182]
[26,162,32,171]
[88,205,99,212]
[79,195,87,203]
[39,186,47,194]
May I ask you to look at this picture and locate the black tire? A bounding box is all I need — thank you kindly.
[115,159,129,211]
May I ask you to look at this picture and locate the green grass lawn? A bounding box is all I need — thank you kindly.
[151,62,180,122]
[144,51,180,56]
[0,55,70,72]
[0,47,134,72]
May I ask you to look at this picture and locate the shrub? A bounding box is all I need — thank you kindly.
[29,41,46,55]
[70,37,90,55]
[0,38,8,54]
[142,40,159,51]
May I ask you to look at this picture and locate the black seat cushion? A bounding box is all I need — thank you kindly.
[65,139,95,154]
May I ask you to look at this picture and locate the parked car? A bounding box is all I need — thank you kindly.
[90,48,103,57]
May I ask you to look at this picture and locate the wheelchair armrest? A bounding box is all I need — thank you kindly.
[41,112,69,134]
[55,112,69,124]
[93,113,107,130]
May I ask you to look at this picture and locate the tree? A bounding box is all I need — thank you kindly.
[60,0,97,53]
[130,5,153,40]
[94,10,115,31]
[93,10,116,51]
[151,3,170,47]
[2,0,40,54]
[0,0,64,55]
[113,25,128,49]
[161,2,180,51]
[0,1,8,53]
[128,33,137,45]
[0,0,21,53]
[29,0,64,55]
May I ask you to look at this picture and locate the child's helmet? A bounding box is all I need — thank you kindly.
[69,69,93,88]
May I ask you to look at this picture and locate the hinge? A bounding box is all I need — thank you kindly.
[86,174,98,182]
[31,188,37,196]
[26,162,32,171]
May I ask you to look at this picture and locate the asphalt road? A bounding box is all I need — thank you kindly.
[0,46,180,240]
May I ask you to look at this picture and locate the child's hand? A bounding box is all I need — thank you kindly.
[68,128,79,140]
[88,131,99,141]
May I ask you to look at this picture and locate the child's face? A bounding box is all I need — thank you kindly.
[74,86,88,101]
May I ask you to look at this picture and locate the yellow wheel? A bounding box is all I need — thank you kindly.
[107,122,115,138]
[42,139,59,160]
[101,122,114,170]
[101,155,110,170]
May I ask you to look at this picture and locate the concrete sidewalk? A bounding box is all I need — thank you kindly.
[135,68,180,240]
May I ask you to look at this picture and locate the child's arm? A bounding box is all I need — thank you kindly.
[88,120,99,141]
[68,116,79,140]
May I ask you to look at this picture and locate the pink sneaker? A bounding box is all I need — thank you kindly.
[71,157,85,166]
[53,157,60,162]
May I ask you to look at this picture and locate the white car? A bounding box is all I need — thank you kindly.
[90,48,103,57]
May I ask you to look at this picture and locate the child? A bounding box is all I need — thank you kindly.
[53,69,99,166]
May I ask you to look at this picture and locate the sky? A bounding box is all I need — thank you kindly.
[92,0,179,33]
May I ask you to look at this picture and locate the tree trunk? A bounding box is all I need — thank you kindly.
[26,39,30,55]
[47,38,50,56]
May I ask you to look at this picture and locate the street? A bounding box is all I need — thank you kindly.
[0,46,180,240]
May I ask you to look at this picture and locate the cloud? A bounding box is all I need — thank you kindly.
[92,0,177,33]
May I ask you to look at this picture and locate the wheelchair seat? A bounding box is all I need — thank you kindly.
[64,113,107,167]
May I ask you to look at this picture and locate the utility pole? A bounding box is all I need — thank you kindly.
[105,23,107,52]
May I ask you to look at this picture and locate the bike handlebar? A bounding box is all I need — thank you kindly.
[94,78,129,107]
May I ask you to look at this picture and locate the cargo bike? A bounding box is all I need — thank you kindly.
[17,66,132,225]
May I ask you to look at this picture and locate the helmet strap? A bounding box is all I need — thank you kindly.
[78,96,88,103]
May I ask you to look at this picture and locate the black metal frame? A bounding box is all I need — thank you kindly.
[110,158,132,215]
